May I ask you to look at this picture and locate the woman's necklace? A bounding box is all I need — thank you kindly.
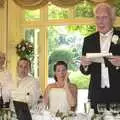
[56,82,64,88]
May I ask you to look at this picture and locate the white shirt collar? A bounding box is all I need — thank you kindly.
[100,28,113,37]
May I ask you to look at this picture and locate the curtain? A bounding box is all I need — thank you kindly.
[13,0,82,9]
[51,0,82,8]
[91,0,107,3]
[13,0,48,9]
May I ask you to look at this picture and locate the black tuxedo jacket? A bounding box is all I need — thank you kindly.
[80,28,120,104]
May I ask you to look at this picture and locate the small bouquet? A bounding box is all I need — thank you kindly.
[55,110,74,120]
[16,40,34,58]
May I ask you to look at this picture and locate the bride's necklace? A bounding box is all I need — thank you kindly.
[56,82,64,88]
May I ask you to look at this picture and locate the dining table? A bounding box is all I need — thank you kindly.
[10,109,89,120]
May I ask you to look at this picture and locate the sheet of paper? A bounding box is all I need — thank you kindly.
[80,53,112,63]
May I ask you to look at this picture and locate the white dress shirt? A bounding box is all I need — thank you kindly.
[100,29,113,88]
[12,75,41,107]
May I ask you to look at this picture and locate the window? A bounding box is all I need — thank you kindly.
[48,4,69,20]
[75,1,94,18]
[24,9,40,21]
[24,28,40,78]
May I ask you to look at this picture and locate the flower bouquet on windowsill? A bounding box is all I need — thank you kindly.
[16,39,34,59]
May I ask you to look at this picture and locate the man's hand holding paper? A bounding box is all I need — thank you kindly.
[80,56,92,67]
[80,52,113,64]
[107,56,120,67]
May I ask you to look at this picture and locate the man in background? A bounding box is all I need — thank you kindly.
[12,57,41,108]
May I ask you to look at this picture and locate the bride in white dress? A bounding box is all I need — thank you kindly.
[33,61,88,120]
[44,61,77,114]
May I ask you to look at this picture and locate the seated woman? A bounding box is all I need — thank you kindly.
[12,57,41,109]
[0,51,13,108]
[44,61,77,113]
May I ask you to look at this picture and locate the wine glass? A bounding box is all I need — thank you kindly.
[97,103,107,114]
[110,103,119,115]
[116,104,120,118]
[116,104,120,114]
[84,102,91,113]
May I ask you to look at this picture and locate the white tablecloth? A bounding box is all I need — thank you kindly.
[32,111,88,120]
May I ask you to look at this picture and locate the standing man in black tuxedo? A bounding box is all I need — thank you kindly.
[80,3,120,112]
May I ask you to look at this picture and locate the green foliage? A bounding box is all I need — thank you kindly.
[49,63,54,78]
[48,26,59,55]
[24,9,40,21]
[49,49,73,64]
[114,0,120,17]
[48,26,84,57]
[48,49,75,77]
[48,2,96,37]
[75,1,94,18]
[67,25,96,36]
[48,4,69,19]
[48,1,94,19]
[69,71,90,89]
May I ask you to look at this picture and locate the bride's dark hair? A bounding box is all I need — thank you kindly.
[53,61,68,81]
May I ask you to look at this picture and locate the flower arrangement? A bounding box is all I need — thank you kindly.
[111,34,120,55]
[55,110,74,120]
[112,35,120,45]
[16,40,34,58]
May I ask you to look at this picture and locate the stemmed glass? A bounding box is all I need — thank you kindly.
[31,95,46,115]
[117,104,120,114]
[97,103,107,114]
[109,103,120,116]
[84,102,91,114]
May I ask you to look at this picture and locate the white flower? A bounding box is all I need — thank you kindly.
[112,35,119,44]
[18,44,21,48]
[21,46,25,51]
[25,42,29,45]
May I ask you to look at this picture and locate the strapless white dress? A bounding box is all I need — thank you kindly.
[32,88,89,120]
[48,88,70,113]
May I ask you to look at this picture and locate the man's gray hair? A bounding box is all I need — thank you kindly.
[94,3,116,21]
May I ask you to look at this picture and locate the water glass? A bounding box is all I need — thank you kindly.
[97,103,107,114]
[110,103,120,115]
[84,102,91,113]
